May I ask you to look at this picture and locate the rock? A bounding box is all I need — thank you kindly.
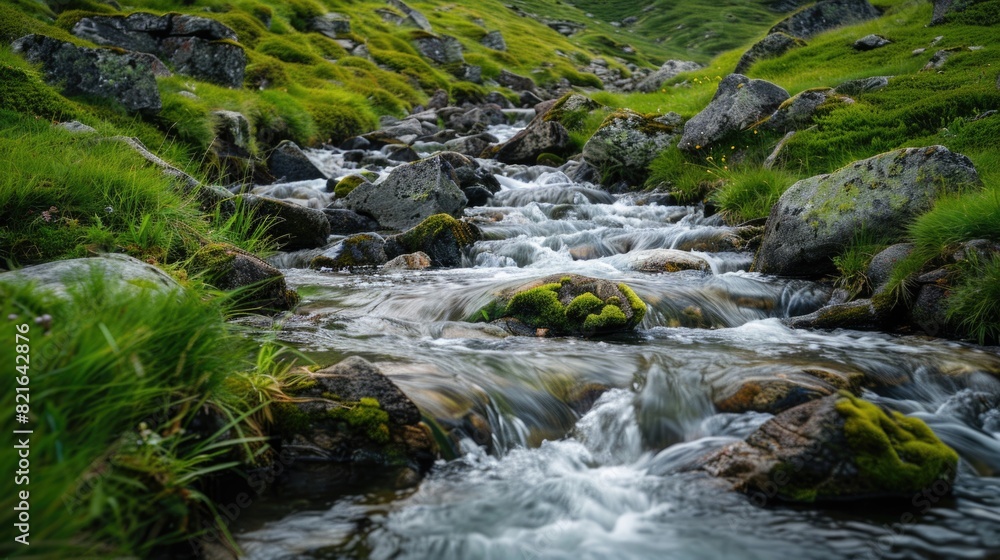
[484,91,514,109]
[310,233,387,270]
[497,69,536,92]
[385,144,420,163]
[754,146,982,277]
[699,393,958,502]
[331,174,371,199]
[910,277,955,338]
[636,60,702,92]
[769,0,880,39]
[56,121,97,134]
[382,251,432,271]
[764,88,852,132]
[834,75,891,95]
[384,214,481,267]
[13,35,162,113]
[454,63,482,83]
[583,110,683,187]
[386,0,433,32]
[363,118,424,147]
[462,186,493,207]
[785,297,890,331]
[868,243,914,291]
[448,105,505,134]
[377,8,406,26]
[854,34,891,50]
[343,155,468,231]
[713,365,864,414]
[413,34,464,64]
[276,356,437,470]
[734,33,806,75]
[0,254,179,299]
[492,119,571,165]
[322,208,380,235]
[444,133,498,157]
[239,195,332,250]
[542,93,604,127]
[310,12,351,38]
[923,48,962,71]
[480,30,507,51]
[763,130,797,169]
[426,89,449,110]
[71,12,246,88]
[267,140,327,182]
[617,249,710,272]
[212,110,252,153]
[477,274,648,336]
[190,243,298,312]
[679,74,788,153]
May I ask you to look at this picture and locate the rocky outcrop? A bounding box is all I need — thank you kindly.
[636,60,702,92]
[190,243,298,312]
[754,146,982,277]
[735,33,806,74]
[413,33,464,64]
[382,252,432,271]
[71,12,246,88]
[476,274,648,336]
[13,35,162,113]
[769,0,880,39]
[835,75,891,95]
[386,0,433,32]
[343,155,468,231]
[239,195,332,250]
[699,393,958,502]
[583,110,683,187]
[678,74,788,153]
[267,140,327,182]
[385,214,481,267]
[275,356,437,471]
[0,254,179,298]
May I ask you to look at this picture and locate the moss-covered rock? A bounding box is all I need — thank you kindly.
[333,174,371,199]
[712,365,864,414]
[190,242,299,312]
[582,109,683,187]
[475,274,647,336]
[385,213,481,267]
[699,392,958,502]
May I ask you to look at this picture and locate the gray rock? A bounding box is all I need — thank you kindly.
[376,8,405,26]
[854,34,891,51]
[310,12,351,38]
[212,110,251,153]
[498,69,536,92]
[413,34,464,64]
[439,152,501,194]
[485,91,514,109]
[834,75,891,95]
[493,119,571,165]
[911,278,955,338]
[448,105,506,134]
[71,12,246,88]
[315,356,421,425]
[868,243,914,291]
[480,30,507,51]
[617,249,710,272]
[770,0,880,39]
[239,195,332,250]
[735,33,806,74]
[384,213,481,267]
[583,110,683,186]
[382,252,432,271]
[322,208,380,235]
[698,394,957,502]
[679,74,789,152]
[444,133,498,157]
[712,364,863,414]
[268,140,327,182]
[923,48,961,71]
[13,35,162,113]
[57,121,97,134]
[636,60,702,93]
[310,233,387,269]
[754,146,982,277]
[191,243,297,312]
[0,254,180,298]
[344,155,468,230]
[386,0,433,32]
[764,88,853,132]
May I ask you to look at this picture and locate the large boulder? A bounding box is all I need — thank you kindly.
[753,146,982,277]
[385,214,481,267]
[734,33,807,74]
[343,155,468,231]
[476,274,648,336]
[583,110,683,187]
[71,12,246,88]
[190,243,298,312]
[322,208,380,235]
[274,356,437,470]
[12,35,162,113]
[0,254,179,298]
[678,74,788,153]
[239,195,331,250]
[769,0,880,39]
[636,60,702,92]
[492,118,572,165]
[699,393,958,502]
[267,140,327,182]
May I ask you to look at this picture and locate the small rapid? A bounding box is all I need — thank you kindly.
[234,123,1000,559]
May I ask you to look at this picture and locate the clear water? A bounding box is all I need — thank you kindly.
[234,126,1000,560]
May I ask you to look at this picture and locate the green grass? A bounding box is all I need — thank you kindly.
[909,182,1000,255]
[947,253,1000,345]
[709,166,800,223]
[832,229,891,298]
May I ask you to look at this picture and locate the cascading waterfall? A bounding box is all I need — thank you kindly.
[235,123,1000,559]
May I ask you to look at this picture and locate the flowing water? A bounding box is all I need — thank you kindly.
[235,124,1000,559]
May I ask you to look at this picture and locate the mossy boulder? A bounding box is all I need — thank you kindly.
[769,0,880,39]
[734,32,807,75]
[699,392,958,502]
[583,109,683,187]
[493,118,572,165]
[678,74,788,153]
[332,174,371,199]
[543,92,603,128]
[636,59,702,93]
[0,254,180,300]
[754,146,982,277]
[274,356,437,471]
[712,364,864,414]
[476,274,647,336]
[763,87,853,133]
[190,243,298,312]
[309,233,387,270]
[238,194,331,250]
[385,213,481,267]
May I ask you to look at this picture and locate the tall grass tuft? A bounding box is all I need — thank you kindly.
[947,253,1000,345]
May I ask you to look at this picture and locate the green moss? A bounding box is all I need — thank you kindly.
[565,292,604,323]
[329,397,391,443]
[333,174,368,199]
[617,283,646,324]
[397,213,478,252]
[504,282,567,331]
[0,58,78,120]
[272,401,312,436]
[836,392,958,495]
[536,152,566,167]
[582,304,628,331]
[257,35,320,64]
